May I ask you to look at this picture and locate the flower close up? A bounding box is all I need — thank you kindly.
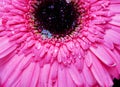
[0,0,120,87]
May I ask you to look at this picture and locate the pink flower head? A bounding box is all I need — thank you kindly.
[0,0,120,87]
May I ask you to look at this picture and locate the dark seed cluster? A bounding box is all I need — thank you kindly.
[33,0,80,37]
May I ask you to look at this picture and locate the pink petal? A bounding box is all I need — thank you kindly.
[48,62,58,86]
[68,64,84,86]
[40,64,50,87]
[90,45,115,66]
[44,45,54,63]
[90,52,113,86]
[13,62,35,87]
[58,65,67,87]
[0,54,24,84]
[105,29,120,45]
[109,4,120,13]
[66,71,76,87]
[83,63,96,86]
[2,54,32,86]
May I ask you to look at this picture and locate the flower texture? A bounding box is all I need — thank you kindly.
[0,0,120,87]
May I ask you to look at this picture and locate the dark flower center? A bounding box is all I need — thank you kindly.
[33,0,79,37]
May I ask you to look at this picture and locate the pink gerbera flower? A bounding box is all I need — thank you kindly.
[0,0,120,87]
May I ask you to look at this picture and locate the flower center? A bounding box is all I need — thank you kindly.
[32,0,80,37]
